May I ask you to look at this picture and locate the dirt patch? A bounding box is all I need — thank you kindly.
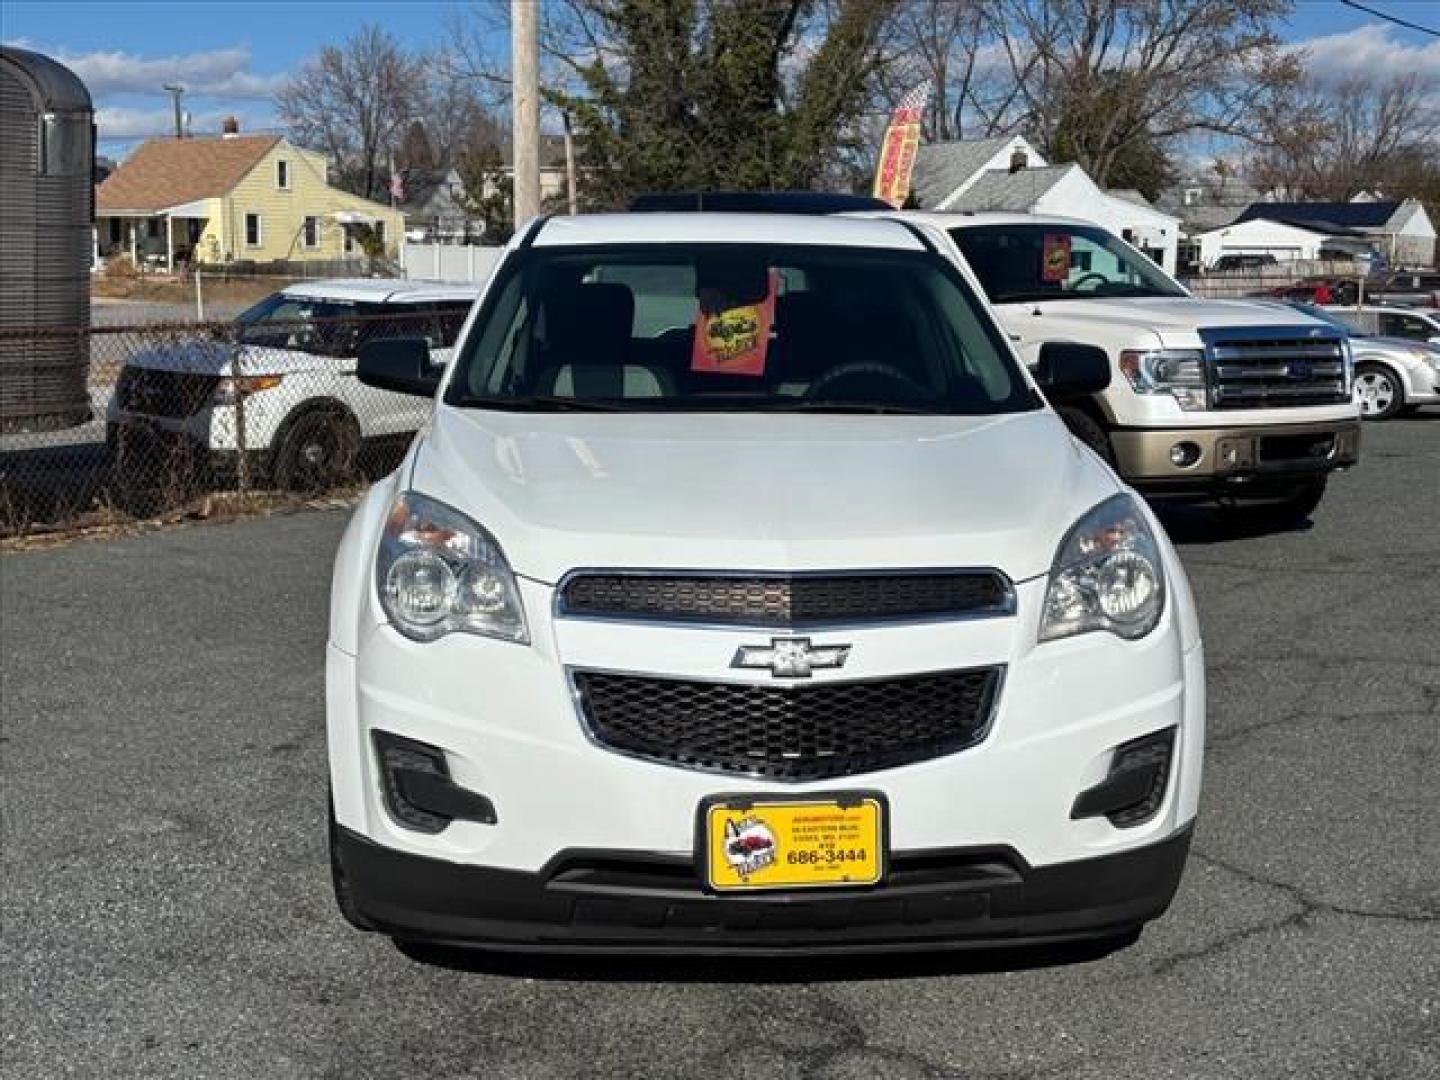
[92,276,294,307]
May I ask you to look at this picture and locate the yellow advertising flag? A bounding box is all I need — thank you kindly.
[872,82,931,209]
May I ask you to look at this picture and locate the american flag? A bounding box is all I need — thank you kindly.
[389,154,405,204]
[891,80,932,126]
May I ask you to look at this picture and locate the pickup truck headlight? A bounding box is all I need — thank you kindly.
[1119,349,1207,411]
[1039,494,1166,643]
[376,491,529,644]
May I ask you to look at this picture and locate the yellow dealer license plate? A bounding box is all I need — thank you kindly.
[701,794,886,892]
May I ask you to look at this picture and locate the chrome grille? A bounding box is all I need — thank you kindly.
[558,571,1013,626]
[573,666,1003,781]
[1206,331,1349,410]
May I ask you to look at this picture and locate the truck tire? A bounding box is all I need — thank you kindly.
[1353,363,1403,420]
[272,407,360,492]
[1228,477,1328,530]
[1056,406,1115,466]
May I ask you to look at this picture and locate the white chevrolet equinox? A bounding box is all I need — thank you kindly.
[326,212,1205,955]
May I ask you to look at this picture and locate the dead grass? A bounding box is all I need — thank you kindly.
[92,276,294,306]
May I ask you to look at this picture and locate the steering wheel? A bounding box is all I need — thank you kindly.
[1069,271,1110,292]
[804,362,930,402]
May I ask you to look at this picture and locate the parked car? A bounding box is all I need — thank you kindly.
[1265,277,1359,306]
[1324,304,1440,344]
[876,212,1360,527]
[1209,253,1278,273]
[1269,302,1440,420]
[1365,269,1440,308]
[107,279,478,489]
[326,212,1204,955]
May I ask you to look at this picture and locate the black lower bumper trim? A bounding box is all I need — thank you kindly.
[336,824,1194,955]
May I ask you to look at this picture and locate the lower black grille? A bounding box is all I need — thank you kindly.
[574,667,1002,781]
[115,367,219,418]
[559,571,1013,626]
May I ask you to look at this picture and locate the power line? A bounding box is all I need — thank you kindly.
[1338,0,1440,38]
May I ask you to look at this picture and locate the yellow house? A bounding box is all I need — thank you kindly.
[96,127,403,271]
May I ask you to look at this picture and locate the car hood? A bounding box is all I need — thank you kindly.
[1001,297,1335,338]
[408,406,1120,584]
[122,342,337,376]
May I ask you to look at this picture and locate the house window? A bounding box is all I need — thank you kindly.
[245,213,262,247]
[146,218,161,239]
[303,215,319,249]
[108,218,121,243]
[374,220,386,245]
[343,227,355,255]
[276,159,290,189]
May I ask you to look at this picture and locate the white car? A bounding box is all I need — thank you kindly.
[107,279,479,488]
[326,212,1204,955]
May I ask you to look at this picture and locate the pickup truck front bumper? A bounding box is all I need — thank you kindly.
[1111,419,1360,496]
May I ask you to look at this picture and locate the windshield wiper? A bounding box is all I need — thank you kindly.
[768,401,950,415]
[454,395,629,412]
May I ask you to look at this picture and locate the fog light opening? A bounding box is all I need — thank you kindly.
[372,730,498,833]
[1169,441,1202,469]
[1071,727,1176,828]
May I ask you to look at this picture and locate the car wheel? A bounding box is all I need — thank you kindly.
[1226,478,1328,531]
[1055,406,1115,465]
[1353,363,1403,420]
[272,408,360,492]
[329,796,375,932]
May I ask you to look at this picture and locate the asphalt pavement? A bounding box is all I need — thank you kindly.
[3,417,1437,1080]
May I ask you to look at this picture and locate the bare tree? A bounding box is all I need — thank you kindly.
[276,25,426,200]
[1248,73,1440,200]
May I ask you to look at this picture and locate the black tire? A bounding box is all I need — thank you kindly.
[328,797,375,932]
[1226,477,1328,530]
[271,408,360,492]
[1353,362,1404,421]
[1055,405,1115,465]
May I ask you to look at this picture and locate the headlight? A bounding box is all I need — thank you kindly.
[212,374,284,404]
[376,491,529,644]
[1039,494,1166,643]
[1118,349,1207,411]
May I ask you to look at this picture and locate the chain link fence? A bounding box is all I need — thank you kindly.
[0,310,455,538]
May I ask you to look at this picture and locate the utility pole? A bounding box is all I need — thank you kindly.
[562,111,578,215]
[511,0,541,229]
[163,84,185,138]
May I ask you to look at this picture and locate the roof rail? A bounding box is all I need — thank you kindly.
[627,191,893,215]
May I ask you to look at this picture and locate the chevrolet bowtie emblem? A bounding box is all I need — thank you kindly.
[731,637,851,679]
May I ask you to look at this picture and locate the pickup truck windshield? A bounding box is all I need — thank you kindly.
[448,243,1039,415]
[950,223,1186,305]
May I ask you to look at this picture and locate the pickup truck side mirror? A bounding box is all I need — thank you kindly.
[1032,342,1112,398]
[358,337,440,397]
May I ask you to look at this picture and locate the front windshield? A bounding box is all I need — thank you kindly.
[447,243,1039,415]
[234,294,381,357]
[950,223,1186,304]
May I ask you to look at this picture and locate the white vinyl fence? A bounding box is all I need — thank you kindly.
[400,244,503,284]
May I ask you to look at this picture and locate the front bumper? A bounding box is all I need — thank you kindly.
[1111,419,1360,493]
[337,822,1193,954]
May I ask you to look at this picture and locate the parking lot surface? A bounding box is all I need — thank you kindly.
[3,417,1437,1080]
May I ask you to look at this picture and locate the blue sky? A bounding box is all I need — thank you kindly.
[3,0,1438,158]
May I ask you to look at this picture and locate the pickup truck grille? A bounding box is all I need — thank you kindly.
[1205,332,1349,410]
[115,367,219,418]
[558,571,1014,627]
[573,666,1002,781]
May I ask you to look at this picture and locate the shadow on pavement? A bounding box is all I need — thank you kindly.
[390,931,1139,982]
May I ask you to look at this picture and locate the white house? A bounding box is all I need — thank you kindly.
[911,135,1181,273]
[1193,218,1356,268]
[1224,199,1435,267]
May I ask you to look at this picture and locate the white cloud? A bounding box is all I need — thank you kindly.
[5,42,287,100]
[1290,23,1440,88]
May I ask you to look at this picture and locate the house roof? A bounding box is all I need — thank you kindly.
[912,137,1023,209]
[947,166,1075,212]
[1233,200,1401,230]
[96,135,282,213]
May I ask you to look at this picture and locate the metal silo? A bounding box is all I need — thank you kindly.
[0,46,95,433]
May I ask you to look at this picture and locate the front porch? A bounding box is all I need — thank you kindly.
[95,201,212,273]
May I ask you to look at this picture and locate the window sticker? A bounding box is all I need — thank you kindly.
[1042,234,1072,283]
[691,271,777,377]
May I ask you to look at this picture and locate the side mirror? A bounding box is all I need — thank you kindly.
[1032,341,1112,398]
[358,337,440,397]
